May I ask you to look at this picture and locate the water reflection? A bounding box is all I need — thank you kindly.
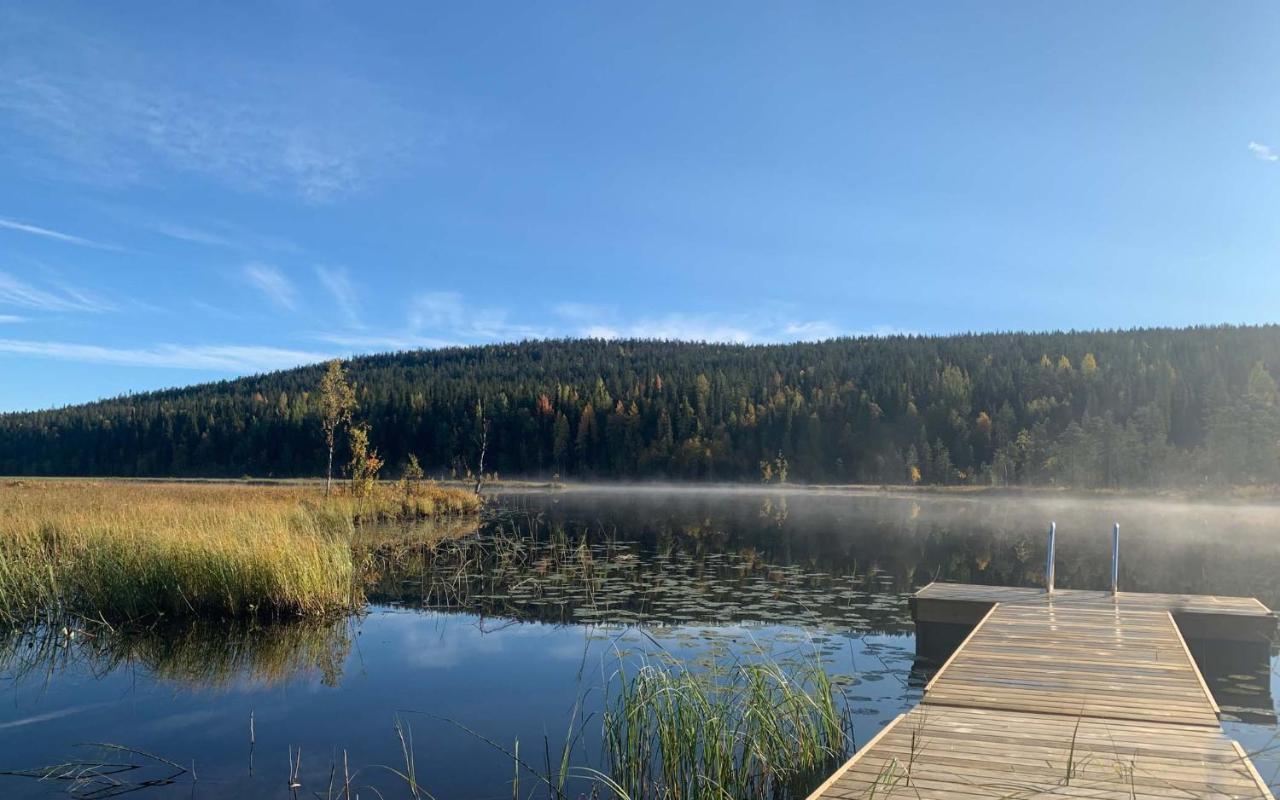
[364,513,913,633]
[0,616,353,690]
[499,487,1280,607]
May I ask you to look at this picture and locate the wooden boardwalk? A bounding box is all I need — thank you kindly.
[810,583,1276,799]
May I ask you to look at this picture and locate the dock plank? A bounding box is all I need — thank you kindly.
[814,706,1272,799]
[924,604,1219,726]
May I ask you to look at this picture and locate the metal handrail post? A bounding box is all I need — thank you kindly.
[1110,522,1120,595]
[1045,521,1056,593]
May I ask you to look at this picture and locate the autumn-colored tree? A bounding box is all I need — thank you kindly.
[318,359,357,496]
[759,458,774,483]
[1081,352,1098,376]
[400,453,425,500]
[348,423,383,498]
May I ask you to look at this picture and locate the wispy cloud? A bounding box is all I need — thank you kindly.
[315,265,360,327]
[314,296,866,354]
[148,221,237,248]
[141,217,302,254]
[408,291,547,342]
[780,320,842,340]
[243,263,297,311]
[579,316,756,343]
[552,305,850,344]
[0,13,431,201]
[0,314,24,323]
[1249,141,1278,162]
[0,271,115,313]
[312,332,457,352]
[0,339,330,371]
[311,291,547,353]
[0,216,123,251]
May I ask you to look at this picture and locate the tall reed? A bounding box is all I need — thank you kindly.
[603,655,847,799]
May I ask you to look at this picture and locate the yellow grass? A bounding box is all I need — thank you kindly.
[0,480,482,624]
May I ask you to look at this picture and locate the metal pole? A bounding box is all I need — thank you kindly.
[1045,521,1056,594]
[1110,522,1120,596]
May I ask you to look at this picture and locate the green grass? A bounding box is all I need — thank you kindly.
[0,480,481,625]
[603,654,848,799]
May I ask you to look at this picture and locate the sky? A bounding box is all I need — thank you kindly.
[1,1,1279,411]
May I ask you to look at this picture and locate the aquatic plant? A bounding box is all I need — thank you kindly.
[360,512,911,633]
[602,654,848,799]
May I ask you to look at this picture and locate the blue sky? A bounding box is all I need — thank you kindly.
[2,2,1279,411]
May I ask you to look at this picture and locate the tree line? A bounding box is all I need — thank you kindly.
[2,326,1280,488]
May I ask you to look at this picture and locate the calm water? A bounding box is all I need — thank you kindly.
[2,488,1278,797]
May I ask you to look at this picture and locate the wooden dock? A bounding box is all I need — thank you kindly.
[810,583,1277,799]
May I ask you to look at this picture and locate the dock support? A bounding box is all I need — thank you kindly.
[1110,522,1120,595]
[1044,521,1056,593]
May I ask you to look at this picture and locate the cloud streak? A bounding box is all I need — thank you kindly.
[0,339,330,371]
[0,271,115,313]
[408,291,547,342]
[0,216,123,251]
[311,294,886,355]
[1249,141,1278,162]
[0,14,430,201]
[243,263,297,311]
[553,305,857,344]
[312,291,549,353]
[315,265,360,326]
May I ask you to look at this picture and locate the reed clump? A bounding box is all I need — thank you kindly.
[0,480,481,625]
[603,655,847,799]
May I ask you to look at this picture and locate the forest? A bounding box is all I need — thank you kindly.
[2,325,1280,488]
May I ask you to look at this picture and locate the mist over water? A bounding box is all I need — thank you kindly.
[499,484,1280,605]
[2,487,1277,797]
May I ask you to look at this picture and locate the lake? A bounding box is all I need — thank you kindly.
[2,487,1278,798]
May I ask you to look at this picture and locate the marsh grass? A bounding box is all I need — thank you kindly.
[0,480,481,625]
[603,654,848,799]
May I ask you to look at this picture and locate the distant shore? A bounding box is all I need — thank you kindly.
[7,474,1280,506]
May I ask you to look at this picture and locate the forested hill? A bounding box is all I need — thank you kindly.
[4,326,1280,487]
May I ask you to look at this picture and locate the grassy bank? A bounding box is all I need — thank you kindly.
[0,480,482,625]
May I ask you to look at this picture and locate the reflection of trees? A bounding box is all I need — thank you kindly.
[497,490,1280,609]
[0,617,353,689]
[361,515,914,633]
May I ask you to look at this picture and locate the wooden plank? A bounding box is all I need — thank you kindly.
[922,602,998,692]
[1234,740,1277,798]
[803,713,906,800]
[813,705,1274,799]
[915,583,1274,618]
[921,603,1221,727]
[1169,610,1222,716]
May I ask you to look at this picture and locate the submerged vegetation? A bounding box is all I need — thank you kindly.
[361,512,909,632]
[0,480,481,625]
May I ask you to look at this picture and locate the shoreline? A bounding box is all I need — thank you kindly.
[6,474,1280,507]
